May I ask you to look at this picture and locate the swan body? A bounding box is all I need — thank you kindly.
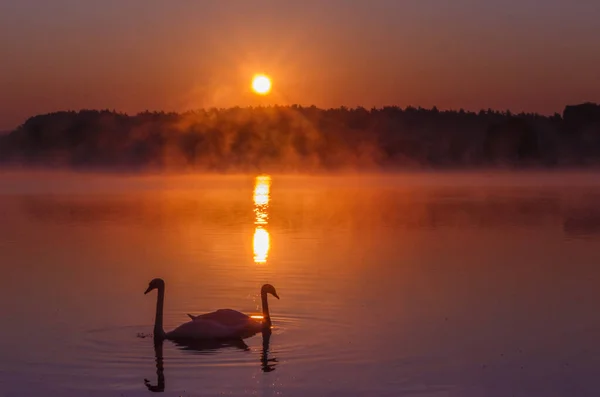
[188,309,264,336]
[144,278,261,341]
[188,308,251,326]
[186,284,280,335]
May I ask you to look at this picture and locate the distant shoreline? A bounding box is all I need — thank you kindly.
[1,104,599,171]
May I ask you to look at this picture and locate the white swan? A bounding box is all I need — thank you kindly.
[187,284,280,336]
[144,278,248,341]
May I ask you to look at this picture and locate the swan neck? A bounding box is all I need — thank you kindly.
[154,285,166,340]
[261,290,271,326]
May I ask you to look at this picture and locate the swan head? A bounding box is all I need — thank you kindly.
[261,284,279,299]
[145,278,165,294]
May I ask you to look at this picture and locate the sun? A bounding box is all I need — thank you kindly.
[251,74,272,95]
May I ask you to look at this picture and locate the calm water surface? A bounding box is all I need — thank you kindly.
[1,171,600,397]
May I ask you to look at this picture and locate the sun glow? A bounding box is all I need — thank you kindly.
[251,74,272,95]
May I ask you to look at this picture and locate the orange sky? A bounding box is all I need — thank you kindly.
[1,0,599,129]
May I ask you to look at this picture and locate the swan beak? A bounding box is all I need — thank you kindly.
[144,286,152,294]
[273,292,280,299]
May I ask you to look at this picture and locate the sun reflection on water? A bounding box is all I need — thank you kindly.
[253,175,271,264]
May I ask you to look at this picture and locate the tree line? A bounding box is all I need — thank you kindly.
[1,103,599,171]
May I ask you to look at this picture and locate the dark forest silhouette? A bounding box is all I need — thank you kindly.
[1,103,599,171]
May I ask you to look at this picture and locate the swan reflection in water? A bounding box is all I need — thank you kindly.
[144,340,165,393]
[144,329,278,392]
[260,329,278,372]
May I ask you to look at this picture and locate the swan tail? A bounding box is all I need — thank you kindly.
[187,313,196,320]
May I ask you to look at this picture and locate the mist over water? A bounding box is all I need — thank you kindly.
[1,171,600,397]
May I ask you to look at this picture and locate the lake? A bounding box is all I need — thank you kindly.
[1,171,600,397]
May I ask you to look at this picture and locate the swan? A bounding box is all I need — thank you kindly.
[144,278,248,341]
[186,284,280,336]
